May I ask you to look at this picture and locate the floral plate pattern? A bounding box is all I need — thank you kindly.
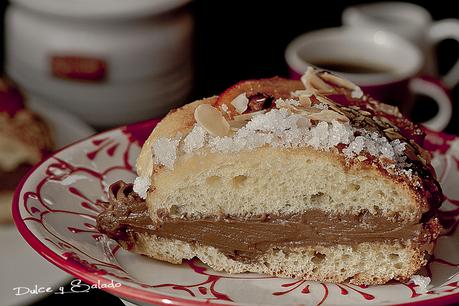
[13,119,459,306]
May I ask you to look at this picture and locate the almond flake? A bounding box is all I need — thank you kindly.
[315,95,346,115]
[194,104,230,137]
[229,110,267,130]
[298,95,312,107]
[306,109,349,123]
[233,110,267,121]
[321,72,358,90]
[356,155,368,161]
[314,95,334,105]
[275,98,323,115]
[275,100,302,113]
[228,119,248,129]
[378,103,402,117]
[351,87,364,99]
[301,67,334,93]
[230,93,249,114]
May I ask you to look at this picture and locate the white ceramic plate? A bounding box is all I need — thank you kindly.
[12,120,459,306]
[1,100,95,306]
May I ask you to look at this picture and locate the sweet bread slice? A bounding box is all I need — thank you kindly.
[97,68,443,285]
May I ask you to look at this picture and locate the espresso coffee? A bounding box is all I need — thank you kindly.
[311,60,395,74]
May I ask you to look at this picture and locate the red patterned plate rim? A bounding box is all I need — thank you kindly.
[11,120,459,306]
[11,119,212,306]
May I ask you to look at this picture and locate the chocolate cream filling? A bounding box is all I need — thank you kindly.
[97,181,438,261]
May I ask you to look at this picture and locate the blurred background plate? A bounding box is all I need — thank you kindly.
[0,99,95,306]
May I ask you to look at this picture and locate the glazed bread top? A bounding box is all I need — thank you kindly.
[135,68,443,222]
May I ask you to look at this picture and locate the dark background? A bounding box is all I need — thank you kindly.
[0,1,457,305]
[190,0,459,134]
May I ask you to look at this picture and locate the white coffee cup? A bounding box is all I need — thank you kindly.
[285,27,452,131]
[343,2,459,89]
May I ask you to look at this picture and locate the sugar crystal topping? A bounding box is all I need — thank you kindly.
[150,68,416,180]
[181,108,408,166]
[343,133,406,160]
[410,275,431,293]
[153,137,180,170]
[133,176,150,199]
[152,103,411,175]
[183,125,207,153]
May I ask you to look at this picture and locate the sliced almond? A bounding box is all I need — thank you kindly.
[275,100,302,113]
[356,155,368,162]
[314,95,335,106]
[306,109,349,123]
[309,75,334,92]
[298,94,312,107]
[228,110,268,130]
[314,95,346,115]
[378,103,402,117]
[291,89,311,97]
[194,104,230,137]
[228,119,248,129]
[276,98,324,116]
[302,106,322,113]
[301,67,334,93]
[233,110,266,121]
[230,93,249,114]
[351,87,364,99]
[359,110,372,116]
[320,72,358,91]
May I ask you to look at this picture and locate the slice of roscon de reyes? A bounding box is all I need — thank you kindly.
[97,67,443,285]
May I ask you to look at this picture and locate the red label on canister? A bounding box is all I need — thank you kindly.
[51,55,107,82]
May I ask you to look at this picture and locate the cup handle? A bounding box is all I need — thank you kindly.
[428,19,459,88]
[409,76,452,131]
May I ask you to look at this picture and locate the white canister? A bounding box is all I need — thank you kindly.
[5,0,193,127]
